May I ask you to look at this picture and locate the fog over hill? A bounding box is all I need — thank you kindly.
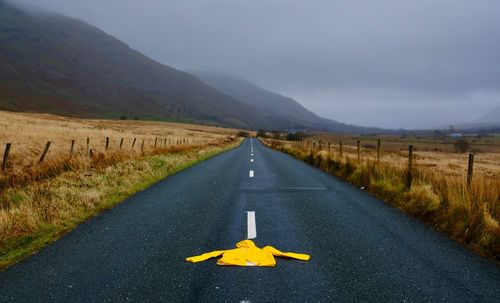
[196,72,375,132]
[0,0,383,132]
[0,1,290,130]
[8,0,500,129]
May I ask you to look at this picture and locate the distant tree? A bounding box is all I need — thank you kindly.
[134,116,139,120]
[237,131,250,138]
[119,114,127,120]
[286,131,306,141]
[256,129,267,138]
[453,138,470,153]
[271,131,282,140]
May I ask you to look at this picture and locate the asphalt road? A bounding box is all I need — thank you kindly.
[0,139,499,302]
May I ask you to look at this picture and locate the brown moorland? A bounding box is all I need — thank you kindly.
[0,110,243,268]
[264,133,500,260]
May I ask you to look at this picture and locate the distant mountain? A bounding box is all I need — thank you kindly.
[0,1,377,132]
[449,107,500,130]
[476,107,500,124]
[196,72,379,132]
[0,1,294,129]
[196,72,319,122]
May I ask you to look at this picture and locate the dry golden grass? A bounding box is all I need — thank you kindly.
[265,137,500,260]
[0,111,243,268]
[311,134,500,178]
[0,110,238,172]
[0,111,241,187]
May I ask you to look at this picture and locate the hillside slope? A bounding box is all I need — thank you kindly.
[197,72,378,132]
[197,72,319,123]
[0,1,291,129]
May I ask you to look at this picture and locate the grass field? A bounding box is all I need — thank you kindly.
[312,134,500,178]
[0,111,238,173]
[0,111,243,268]
[264,133,500,260]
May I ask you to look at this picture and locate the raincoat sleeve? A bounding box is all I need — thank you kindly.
[185,250,227,263]
[263,246,310,261]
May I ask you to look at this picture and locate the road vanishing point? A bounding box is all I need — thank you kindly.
[0,139,499,302]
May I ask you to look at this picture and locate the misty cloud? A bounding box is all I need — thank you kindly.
[10,0,500,128]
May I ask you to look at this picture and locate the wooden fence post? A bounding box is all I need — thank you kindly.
[39,141,51,163]
[357,140,361,162]
[70,140,75,158]
[154,137,158,148]
[406,145,414,189]
[120,138,124,150]
[377,139,381,163]
[86,137,90,156]
[132,138,137,149]
[467,153,474,188]
[2,143,11,172]
[141,139,145,153]
[328,142,331,157]
[105,137,109,151]
[339,141,343,157]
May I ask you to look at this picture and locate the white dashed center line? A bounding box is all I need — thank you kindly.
[249,170,254,178]
[247,211,256,239]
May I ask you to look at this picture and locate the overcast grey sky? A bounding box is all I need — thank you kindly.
[12,0,500,129]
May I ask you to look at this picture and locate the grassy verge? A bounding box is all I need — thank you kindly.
[263,139,500,261]
[0,140,242,270]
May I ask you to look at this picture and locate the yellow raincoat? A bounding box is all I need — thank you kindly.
[185,239,310,267]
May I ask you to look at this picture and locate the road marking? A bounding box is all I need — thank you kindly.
[250,159,254,162]
[249,170,254,178]
[251,153,254,157]
[247,211,256,239]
